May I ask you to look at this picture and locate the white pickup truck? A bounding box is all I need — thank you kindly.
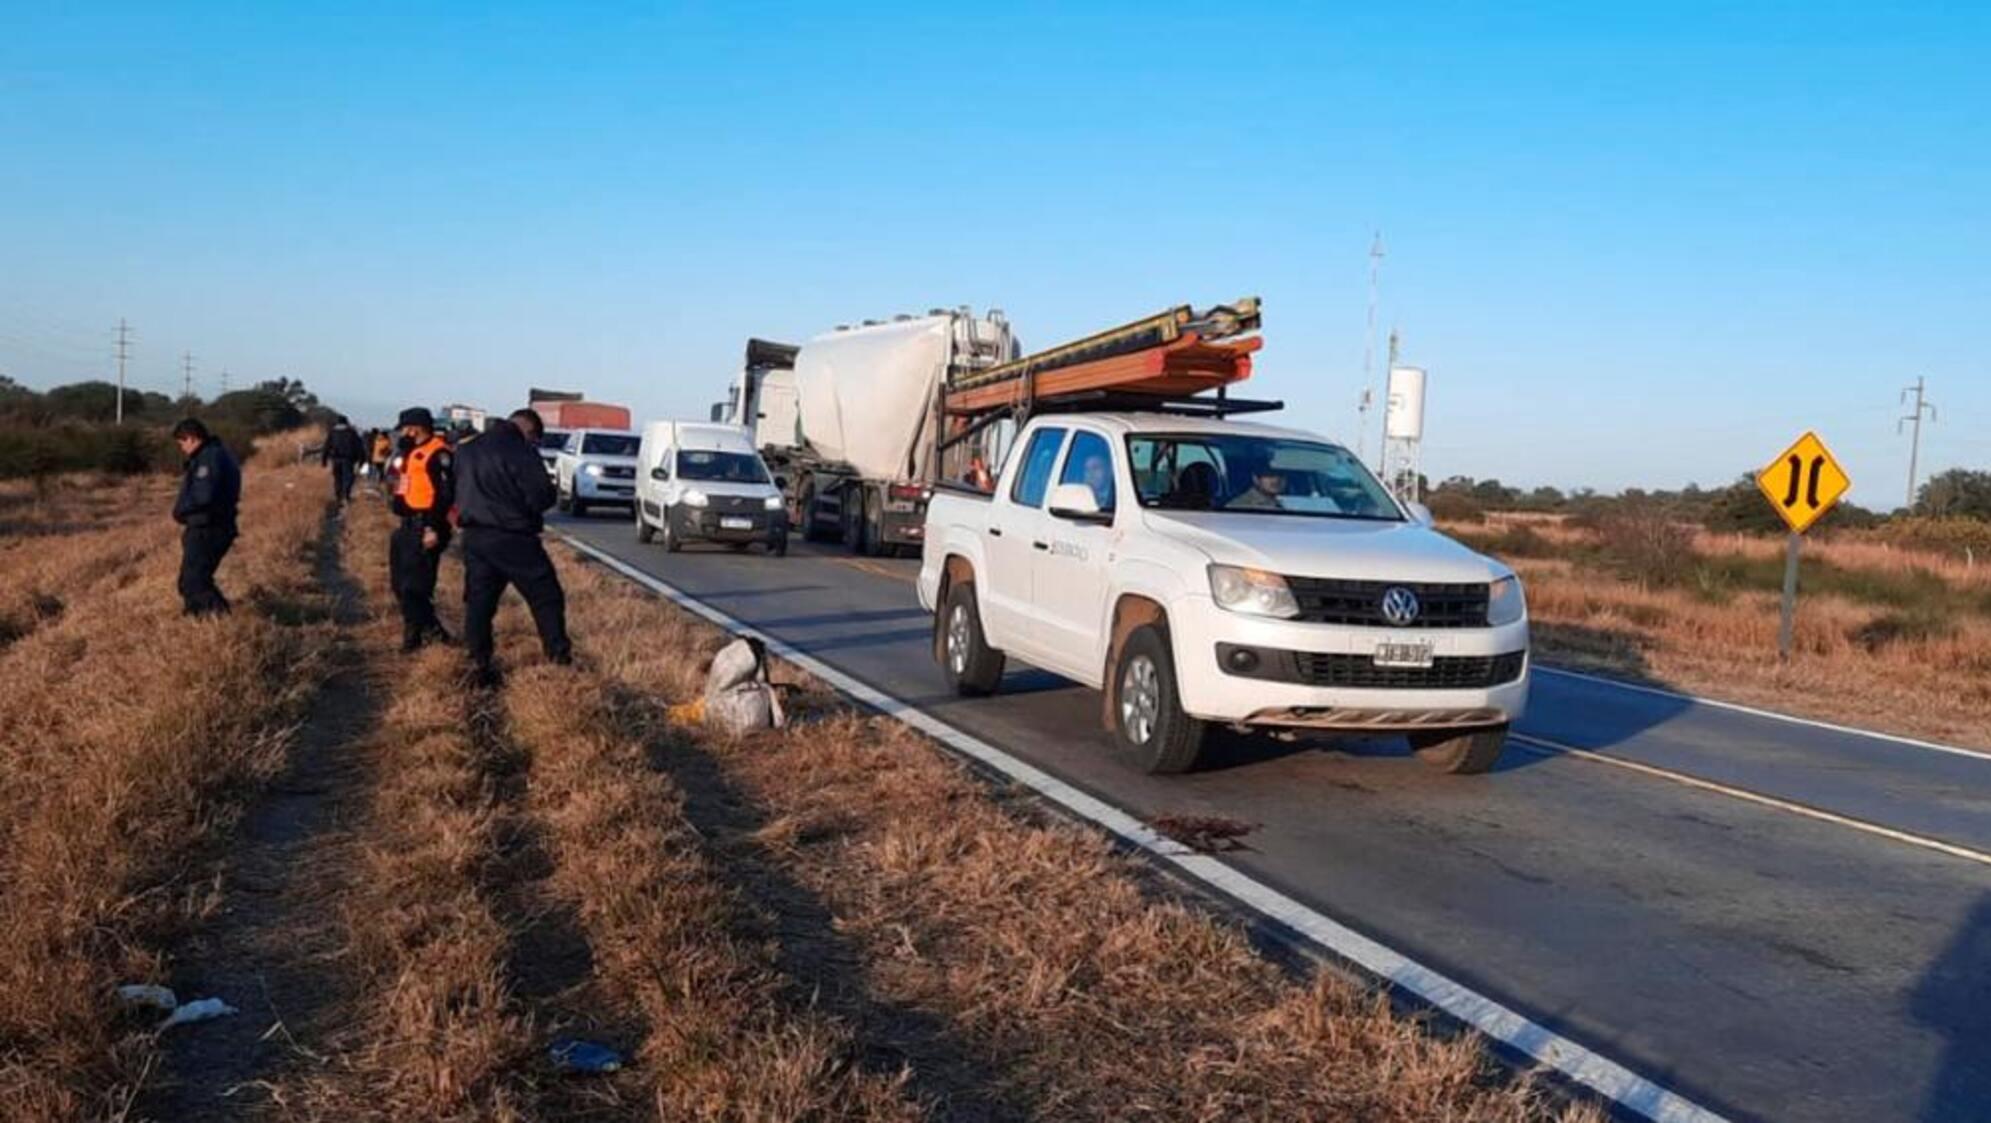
[917,412,1529,774]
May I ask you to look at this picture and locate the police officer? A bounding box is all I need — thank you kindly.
[321,413,366,505]
[171,418,242,617]
[389,407,455,651]
[454,407,571,682]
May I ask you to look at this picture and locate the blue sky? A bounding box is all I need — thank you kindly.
[2,2,1985,502]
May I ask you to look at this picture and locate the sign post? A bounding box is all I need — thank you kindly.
[1755,431,1851,662]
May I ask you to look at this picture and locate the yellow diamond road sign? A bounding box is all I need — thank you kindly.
[1756,431,1851,534]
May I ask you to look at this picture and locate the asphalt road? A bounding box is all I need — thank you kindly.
[553,514,1991,1123]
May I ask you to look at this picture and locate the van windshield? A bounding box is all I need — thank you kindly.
[677,449,770,484]
[582,434,639,456]
[1125,434,1401,521]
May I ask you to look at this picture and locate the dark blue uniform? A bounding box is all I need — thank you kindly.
[454,422,570,673]
[172,437,242,616]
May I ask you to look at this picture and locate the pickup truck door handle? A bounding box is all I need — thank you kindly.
[1032,541,1050,551]
[988,527,1003,537]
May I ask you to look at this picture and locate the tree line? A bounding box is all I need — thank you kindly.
[1424,469,1991,532]
[0,375,336,479]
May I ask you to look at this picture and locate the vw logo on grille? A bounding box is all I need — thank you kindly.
[1379,586,1421,626]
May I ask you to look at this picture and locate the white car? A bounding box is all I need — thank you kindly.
[536,427,571,479]
[554,428,640,516]
[634,420,788,554]
[918,412,1529,774]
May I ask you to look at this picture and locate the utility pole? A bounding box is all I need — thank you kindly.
[1899,377,1937,509]
[181,351,196,403]
[114,319,132,425]
[1360,231,1385,469]
[219,368,230,396]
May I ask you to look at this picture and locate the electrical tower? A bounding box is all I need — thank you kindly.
[1360,231,1385,468]
[181,351,196,402]
[1899,376,1937,509]
[219,368,230,396]
[114,319,132,425]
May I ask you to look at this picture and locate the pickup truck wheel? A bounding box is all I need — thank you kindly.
[556,484,573,513]
[635,508,655,543]
[940,583,1004,695]
[1409,725,1508,775]
[571,495,589,517]
[768,534,788,557]
[1113,625,1208,774]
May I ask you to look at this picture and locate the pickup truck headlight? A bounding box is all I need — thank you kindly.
[1487,575,1526,626]
[1208,564,1300,620]
[582,463,603,477]
[681,489,709,508]
[762,494,784,511]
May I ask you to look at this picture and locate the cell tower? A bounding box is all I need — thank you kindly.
[1379,330,1426,503]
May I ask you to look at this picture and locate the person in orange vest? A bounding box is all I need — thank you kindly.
[389,407,455,652]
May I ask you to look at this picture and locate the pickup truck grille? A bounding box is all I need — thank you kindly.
[600,464,636,480]
[1285,577,1490,629]
[1293,651,1525,690]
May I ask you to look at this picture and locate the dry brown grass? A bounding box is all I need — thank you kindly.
[0,457,331,1121]
[1453,514,1991,748]
[545,548,1593,1122]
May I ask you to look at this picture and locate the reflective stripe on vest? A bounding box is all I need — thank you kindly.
[394,436,448,510]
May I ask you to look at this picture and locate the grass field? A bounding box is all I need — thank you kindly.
[1448,513,1991,748]
[0,466,1594,1122]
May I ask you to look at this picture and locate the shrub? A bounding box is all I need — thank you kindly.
[1599,505,1698,588]
[1426,490,1485,524]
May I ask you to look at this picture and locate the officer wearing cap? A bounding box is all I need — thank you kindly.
[389,407,455,651]
[454,407,572,682]
[171,417,242,616]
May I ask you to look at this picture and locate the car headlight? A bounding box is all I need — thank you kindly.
[1208,564,1299,620]
[1488,575,1526,626]
[582,463,602,477]
[682,489,709,508]
[763,494,784,511]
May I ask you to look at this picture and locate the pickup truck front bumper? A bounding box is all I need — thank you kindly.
[1169,595,1530,730]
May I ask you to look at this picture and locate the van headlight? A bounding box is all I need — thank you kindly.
[763,494,784,511]
[1488,575,1526,626]
[681,489,709,508]
[1208,565,1299,620]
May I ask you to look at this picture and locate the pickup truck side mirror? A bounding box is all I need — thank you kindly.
[650,466,670,481]
[1047,482,1112,525]
[1404,500,1435,526]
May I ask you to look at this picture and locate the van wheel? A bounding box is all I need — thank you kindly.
[636,509,655,543]
[1409,725,1507,774]
[661,511,682,553]
[1112,625,1207,774]
[939,583,1004,695]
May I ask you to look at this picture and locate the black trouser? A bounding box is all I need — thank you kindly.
[389,518,449,638]
[331,459,356,503]
[462,528,570,670]
[178,523,236,617]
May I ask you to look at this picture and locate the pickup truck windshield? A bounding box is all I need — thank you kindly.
[581,434,639,456]
[676,449,770,483]
[1125,434,1401,520]
[539,430,570,451]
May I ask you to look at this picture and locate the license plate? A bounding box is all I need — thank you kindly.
[719,516,753,530]
[1373,641,1434,669]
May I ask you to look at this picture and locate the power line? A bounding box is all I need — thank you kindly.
[1898,376,1937,508]
[115,318,132,425]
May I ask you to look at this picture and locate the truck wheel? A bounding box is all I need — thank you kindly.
[800,482,833,542]
[843,486,869,554]
[862,489,887,558]
[1408,725,1508,775]
[661,510,683,553]
[636,507,655,543]
[1112,625,1208,774]
[939,583,1004,695]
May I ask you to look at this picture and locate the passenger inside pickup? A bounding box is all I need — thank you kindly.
[1168,461,1219,509]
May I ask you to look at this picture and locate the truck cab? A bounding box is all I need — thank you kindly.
[918,412,1529,774]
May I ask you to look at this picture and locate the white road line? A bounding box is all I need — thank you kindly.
[556,531,1728,1123]
[1534,666,1985,762]
[1507,734,1991,868]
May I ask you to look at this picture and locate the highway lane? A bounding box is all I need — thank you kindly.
[552,514,1991,1123]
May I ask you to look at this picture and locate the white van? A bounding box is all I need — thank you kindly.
[636,421,789,555]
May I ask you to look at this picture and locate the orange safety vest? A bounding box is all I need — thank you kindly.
[394,436,448,511]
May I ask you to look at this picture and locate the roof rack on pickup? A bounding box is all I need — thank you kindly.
[941,297,1262,416]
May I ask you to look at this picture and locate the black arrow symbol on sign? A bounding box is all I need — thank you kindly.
[1806,456,1824,509]
[1783,454,1802,507]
